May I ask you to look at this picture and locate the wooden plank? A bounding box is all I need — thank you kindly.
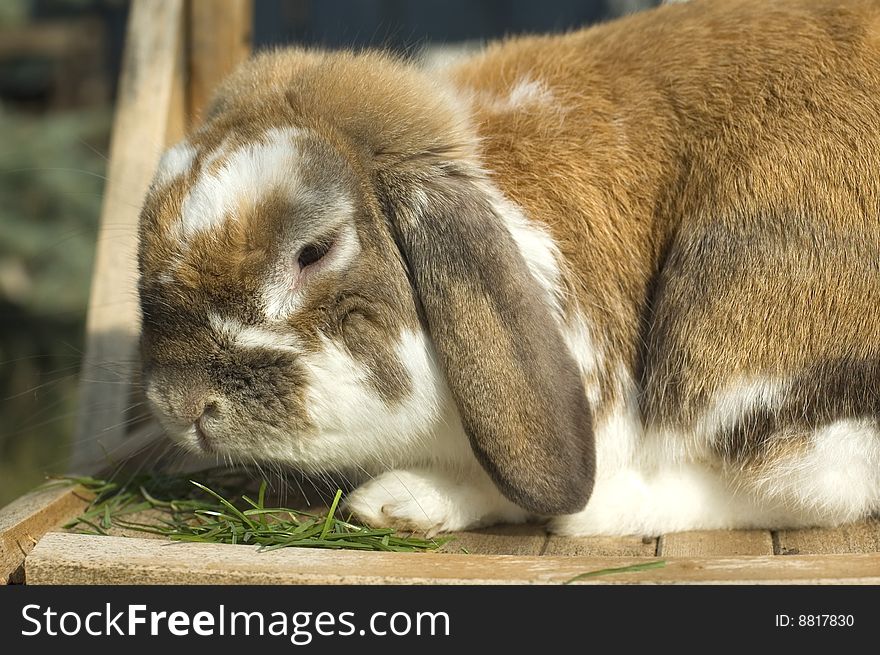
[775,519,880,555]
[659,530,774,557]
[70,0,185,473]
[543,534,657,557]
[26,533,880,585]
[0,484,92,583]
[186,0,253,126]
[440,524,548,555]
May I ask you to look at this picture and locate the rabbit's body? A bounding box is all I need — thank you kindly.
[444,0,880,533]
[139,0,880,536]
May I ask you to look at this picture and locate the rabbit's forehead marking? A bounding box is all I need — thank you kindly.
[176,126,308,239]
[147,125,362,316]
[154,141,197,187]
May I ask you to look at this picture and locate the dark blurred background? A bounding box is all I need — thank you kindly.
[0,0,662,506]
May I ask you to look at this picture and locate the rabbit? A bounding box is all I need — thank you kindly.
[138,0,880,537]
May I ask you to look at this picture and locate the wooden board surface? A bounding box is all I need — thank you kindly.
[544,534,657,557]
[659,530,774,556]
[0,484,92,583]
[775,519,880,555]
[9,484,879,584]
[441,524,548,555]
[26,533,880,585]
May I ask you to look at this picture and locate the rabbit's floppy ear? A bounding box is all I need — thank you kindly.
[376,158,595,515]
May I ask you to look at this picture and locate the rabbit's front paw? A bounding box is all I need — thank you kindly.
[345,468,528,537]
[344,470,467,537]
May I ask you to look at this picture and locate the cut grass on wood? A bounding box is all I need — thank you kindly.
[563,560,668,584]
[59,471,448,553]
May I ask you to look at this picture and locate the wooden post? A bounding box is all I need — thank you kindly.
[186,0,253,128]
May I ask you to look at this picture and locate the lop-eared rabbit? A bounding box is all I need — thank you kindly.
[138,0,880,536]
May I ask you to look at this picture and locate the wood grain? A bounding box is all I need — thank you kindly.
[165,8,188,146]
[26,533,880,585]
[70,0,185,473]
[775,519,880,555]
[543,535,657,557]
[441,523,548,555]
[659,530,774,556]
[186,0,252,127]
[0,484,92,583]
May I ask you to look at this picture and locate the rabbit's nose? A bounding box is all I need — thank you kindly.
[180,396,218,423]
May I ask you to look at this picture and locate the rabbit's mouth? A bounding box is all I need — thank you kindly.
[193,417,214,453]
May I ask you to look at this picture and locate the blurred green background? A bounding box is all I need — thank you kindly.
[0,0,121,505]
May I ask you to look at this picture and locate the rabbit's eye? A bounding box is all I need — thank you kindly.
[298,242,330,269]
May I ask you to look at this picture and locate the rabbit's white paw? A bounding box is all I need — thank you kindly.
[345,469,528,537]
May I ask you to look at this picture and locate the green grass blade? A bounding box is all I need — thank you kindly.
[320,489,343,540]
[563,560,667,584]
[188,480,257,528]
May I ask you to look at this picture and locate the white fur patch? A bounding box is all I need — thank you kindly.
[593,370,644,473]
[696,378,789,437]
[153,141,196,187]
[208,313,302,354]
[261,277,299,322]
[647,376,791,465]
[553,373,810,536]
[288,330,471,473]
[507,78,554,108]
[757,418,880,522]
[482,77,555,113]
[177,127,305,237]
[550,460,797,536]
[396,330,444,417]
[561,310,604,406]
[485,185,564,319]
